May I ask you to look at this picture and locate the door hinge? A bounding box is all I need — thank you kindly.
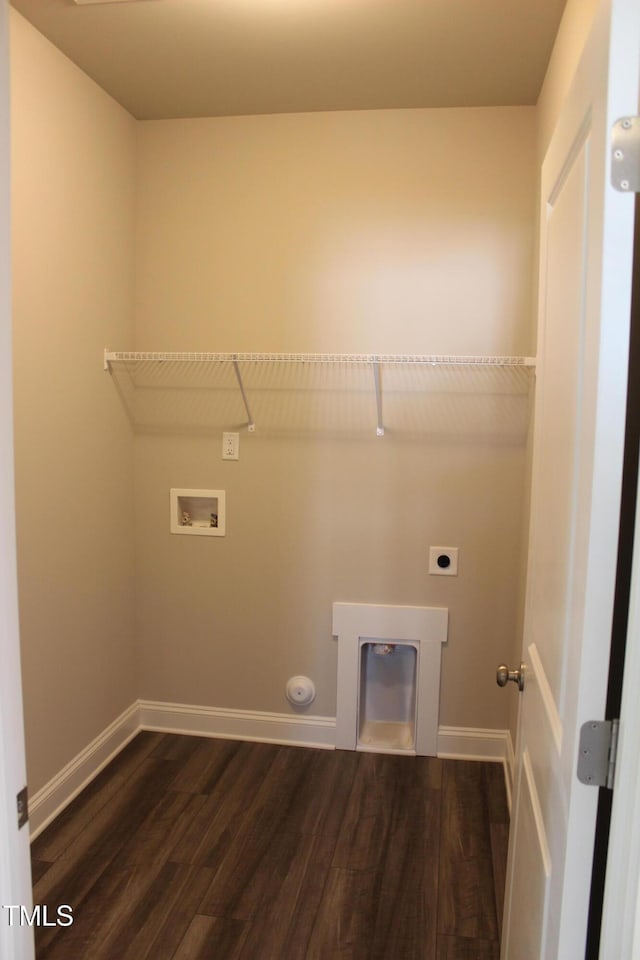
[611,117,640,192]
[16,786,28,830]
[577,719,619,790]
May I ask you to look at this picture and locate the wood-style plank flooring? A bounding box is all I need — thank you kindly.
[31,733,509,959]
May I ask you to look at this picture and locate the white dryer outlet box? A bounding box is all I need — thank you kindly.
[429,547,458,576]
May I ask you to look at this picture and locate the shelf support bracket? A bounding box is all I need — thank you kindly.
[232,360,256,432]
[373,361,384,437]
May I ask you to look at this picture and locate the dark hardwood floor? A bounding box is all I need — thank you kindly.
[30,733,509,959]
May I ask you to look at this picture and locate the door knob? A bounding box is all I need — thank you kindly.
[496,662,525,691]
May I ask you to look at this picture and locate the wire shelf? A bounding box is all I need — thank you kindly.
[104,349,536,439]
[105,350,536,367]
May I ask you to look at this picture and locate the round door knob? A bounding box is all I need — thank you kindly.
[496,662,525,691]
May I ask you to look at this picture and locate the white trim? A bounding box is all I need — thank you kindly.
[436,724,513,762]
[29,703,139,840]
[332,602,448,755]
[138,699,336,750]
[527,641,563,753]
[0,4,33,954]
[523,747,552,878]
[28,701,515,842]
[600,364,640,958]
[504,727,516,812]
[437,725,515,810]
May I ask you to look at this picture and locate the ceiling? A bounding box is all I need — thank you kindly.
[10,0,568,121]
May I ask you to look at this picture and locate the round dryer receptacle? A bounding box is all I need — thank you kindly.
[286,675,316,707]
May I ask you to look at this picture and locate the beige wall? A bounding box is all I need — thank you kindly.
[134,109,536,729]
[11,8,539,778]
[135,109,535,357]
[10,10,137,794]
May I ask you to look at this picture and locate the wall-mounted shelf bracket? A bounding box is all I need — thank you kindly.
[232,359,256,432]
[372,361,384,437]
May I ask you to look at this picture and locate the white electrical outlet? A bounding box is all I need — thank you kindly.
[429,546,459,576]
[222,432,239,460]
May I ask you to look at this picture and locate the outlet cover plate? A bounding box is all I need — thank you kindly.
[429,546,458,576]
[222,432,239,460]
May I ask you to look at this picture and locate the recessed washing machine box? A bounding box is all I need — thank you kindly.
[333,602,448,756]
[170,488,226,536]
[358,641,418,751]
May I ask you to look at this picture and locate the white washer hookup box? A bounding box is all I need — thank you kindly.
[170,489,226,537]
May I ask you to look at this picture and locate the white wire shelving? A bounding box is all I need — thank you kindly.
[104,350,536,366]
[103,349,536,438]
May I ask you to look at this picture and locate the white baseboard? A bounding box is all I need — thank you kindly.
[29,703,515,839]
[437,724,515,811]
[138,699,337,750]
[29,702,140,840]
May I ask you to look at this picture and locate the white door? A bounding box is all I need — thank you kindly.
[501,0,640,957]
[0,1,34,958]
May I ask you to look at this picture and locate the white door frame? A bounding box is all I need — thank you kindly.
[600,247,640,951]
[600,512,640,949]
[0,1,34,957]
[561,1,640,951]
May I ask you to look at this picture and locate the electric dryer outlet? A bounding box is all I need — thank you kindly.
[428,547,458,576]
